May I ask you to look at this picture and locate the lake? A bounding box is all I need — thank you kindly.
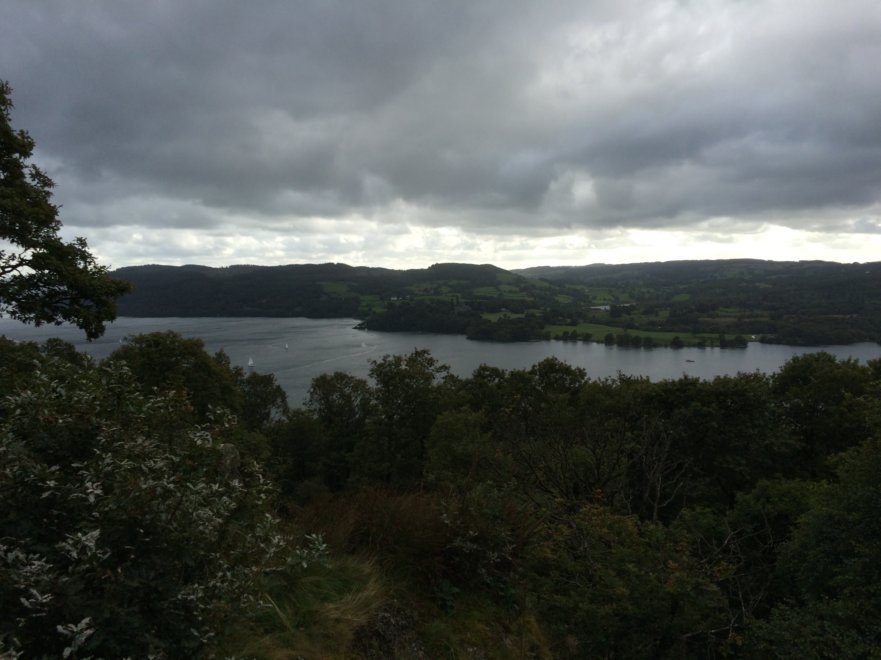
[2,316,880,406]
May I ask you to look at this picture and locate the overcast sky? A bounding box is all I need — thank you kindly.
[3,0,880,269]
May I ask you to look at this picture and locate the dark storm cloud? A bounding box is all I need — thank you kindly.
[6,1,471,206]
[2,0,880,241]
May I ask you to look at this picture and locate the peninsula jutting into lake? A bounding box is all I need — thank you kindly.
[114,259,881,347]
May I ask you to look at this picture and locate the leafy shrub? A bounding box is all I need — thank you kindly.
[0,352,286,657]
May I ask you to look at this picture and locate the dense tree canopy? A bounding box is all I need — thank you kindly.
[262,348,881,657]
[3,332,880,655]
[0,81,129,339]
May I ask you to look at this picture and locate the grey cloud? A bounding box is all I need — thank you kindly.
[852,218,881,234]
[2,0,880,252]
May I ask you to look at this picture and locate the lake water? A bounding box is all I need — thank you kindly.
[3,317,880,406]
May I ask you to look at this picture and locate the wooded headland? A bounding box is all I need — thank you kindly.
[114,259,881,346]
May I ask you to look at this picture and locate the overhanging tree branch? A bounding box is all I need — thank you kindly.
[0,80,131,339]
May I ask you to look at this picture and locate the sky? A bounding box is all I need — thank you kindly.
[2,0,880,270]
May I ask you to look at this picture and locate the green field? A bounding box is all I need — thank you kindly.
[545,322,728,347]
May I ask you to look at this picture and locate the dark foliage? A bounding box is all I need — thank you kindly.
[0,81,130,339]
[113,258,881,346]
[268,347,881,657]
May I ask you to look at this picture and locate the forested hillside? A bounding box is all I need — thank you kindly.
[516,259,881,345]
[3,335,881,657]
[114,259,881,346]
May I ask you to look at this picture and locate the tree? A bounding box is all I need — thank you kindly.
[105,331,242,422]
[236,369,289,433]
[747,437,881,657]
[353,350,453,488]
[772,352,873,477]
[305,371,374,490]
[0,81,130,339]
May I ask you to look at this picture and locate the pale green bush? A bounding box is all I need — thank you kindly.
[0,352,286,657]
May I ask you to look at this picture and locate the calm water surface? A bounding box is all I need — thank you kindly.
[3,317,880,406]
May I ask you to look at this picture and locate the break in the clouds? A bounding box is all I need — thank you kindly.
[3,0,881,268]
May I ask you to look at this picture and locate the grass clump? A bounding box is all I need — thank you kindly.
[218,554,385,658]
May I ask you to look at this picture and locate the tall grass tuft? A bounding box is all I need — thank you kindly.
[216,555,385,658]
